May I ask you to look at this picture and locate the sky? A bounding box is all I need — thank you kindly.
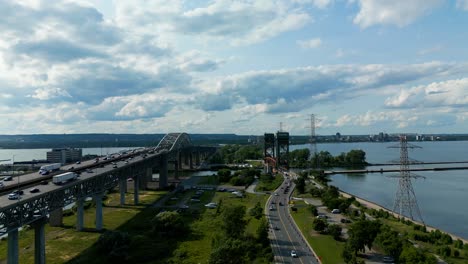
[0,0,467,136]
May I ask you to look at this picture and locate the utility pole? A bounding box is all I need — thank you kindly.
[388,135,425,223]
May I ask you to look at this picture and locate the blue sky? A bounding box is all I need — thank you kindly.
[0,0,467,136]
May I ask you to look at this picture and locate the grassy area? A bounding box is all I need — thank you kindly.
[0,190,167,264]
[166,191,269,263]
[381,218,468,263]
[291,200,345,264]
[256,174,284,192]
[196,175,218,185]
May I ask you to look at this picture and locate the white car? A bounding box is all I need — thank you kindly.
[290,250,298,258]
[8,193,20,200]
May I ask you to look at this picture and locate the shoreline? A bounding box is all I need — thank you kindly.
[338,189,468,244]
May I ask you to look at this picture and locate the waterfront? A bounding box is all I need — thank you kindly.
[1,142,467,239]
[292,141,468,239]
[0,147,139,165]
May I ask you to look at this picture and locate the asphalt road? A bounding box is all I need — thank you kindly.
[0,148,148,208]
[267,175,320,264]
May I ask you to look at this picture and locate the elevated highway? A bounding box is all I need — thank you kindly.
[0,132,216,264]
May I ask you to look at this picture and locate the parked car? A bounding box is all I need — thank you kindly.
[290,250,298,258]
[30,188,40,193]
[331,209,341,214]
[76,161,81,164]
[68,166,75,171]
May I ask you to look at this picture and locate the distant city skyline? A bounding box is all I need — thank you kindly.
[0,0,467,135]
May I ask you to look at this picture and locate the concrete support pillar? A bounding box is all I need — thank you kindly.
[146,168,153,186]
[174,160,179,180]
[189,152,193,169]
[159,154,168,188]
[134,175,139,205]
[184,152,189,166]
[76,198,84,231]
[49,208,63,227]
[178,152,182,169]
[33,218,46,264]
[7,228,19,264]
[195,151,200,166]
[94,194,103,231]
[119,179,126,206]
[139,171,147,190]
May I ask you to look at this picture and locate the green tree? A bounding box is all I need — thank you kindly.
[256,218,270,246]
[328,224,342,240]
[347,219,381,254]
[375,226,403,259]
[345,149,367,166]
[218,169,232,183]
[295,176,306,194]
[222,205,248,238]
[97,230,131,260]
[209,237,249,264]
[313,218,327,232]
[249,202,263,220]
[151,211,187,237]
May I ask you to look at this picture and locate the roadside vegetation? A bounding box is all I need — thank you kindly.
[288,149,368,168]
[292,170,468,264]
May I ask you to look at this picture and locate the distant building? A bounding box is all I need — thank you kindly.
[46,148,82,164]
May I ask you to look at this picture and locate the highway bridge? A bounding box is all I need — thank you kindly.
[0,133,216,264]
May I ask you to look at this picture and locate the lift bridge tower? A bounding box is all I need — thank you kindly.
[388,135,425,223]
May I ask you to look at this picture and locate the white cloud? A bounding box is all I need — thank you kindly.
[114,0,312,46]
[385,78,468,109]
[456,0,468,10]
[418,45,443,56]
[353,0,443,28]
[297,38,322,49]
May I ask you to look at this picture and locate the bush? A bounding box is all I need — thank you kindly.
[313,218,327,232]
[328,224,342,240]
[97,230,131,260]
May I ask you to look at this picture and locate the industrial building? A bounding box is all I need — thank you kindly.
[46,148,82,164]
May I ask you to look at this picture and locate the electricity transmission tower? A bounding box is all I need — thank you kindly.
[388,135,425,223]
[306,114,318,168]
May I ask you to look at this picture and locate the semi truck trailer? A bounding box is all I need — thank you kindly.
[39,163,61,175]
[52,172,78,184]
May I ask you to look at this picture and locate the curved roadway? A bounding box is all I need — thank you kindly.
[267,174,320,264]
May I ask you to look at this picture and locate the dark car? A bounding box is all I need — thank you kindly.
[30,188,40,193]
[3,176,13,181]
[13,190,24,195]
[68,166,75,170]
[40,180,49,185]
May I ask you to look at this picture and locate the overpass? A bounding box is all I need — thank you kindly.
[0,133,216,264]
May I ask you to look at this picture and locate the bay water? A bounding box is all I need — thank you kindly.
[291,141,468,239]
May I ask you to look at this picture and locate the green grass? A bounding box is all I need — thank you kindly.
[381,218,468,264]
[291,200,345,264]
[196,175,218,185]
[166,191,268,263]
[0,190,167,264]
[256,174,284,191]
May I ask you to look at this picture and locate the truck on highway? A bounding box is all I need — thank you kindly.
[52,172,78,184]
[39,163,61,175]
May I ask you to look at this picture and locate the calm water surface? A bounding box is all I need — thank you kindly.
[292,141,468,239]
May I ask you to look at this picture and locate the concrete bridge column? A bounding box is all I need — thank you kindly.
[119,179,126,205]
[146,168,152,187]
[76,198,84,231]
[178,152,182,170]
[159,154,168,188]
[195,151,200,166]
[134,175,139,205]
[7,228,19,264]
[32,218,47,264]
[189,152,193,169]
[94,193,103,231]
[174,160,179,180]
[49,208,63,227]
